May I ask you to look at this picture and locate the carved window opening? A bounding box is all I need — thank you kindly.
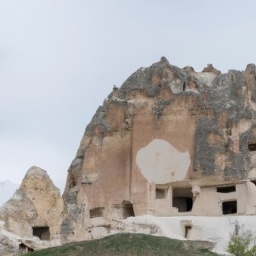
[122,201,135,218]
[217,186,236,193]
[156,188,166,199]
[222,201,237,215]
[113,201,135,219]
[90,207,104,218]
[173,187,193,212]
[32,227,50,240]
[185,225,192,239]
[248,141,256,151]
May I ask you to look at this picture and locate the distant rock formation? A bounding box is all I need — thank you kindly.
[0,166,63,255]
[60,57,256,244]
[0,180,19,207]
[202,64,221,75]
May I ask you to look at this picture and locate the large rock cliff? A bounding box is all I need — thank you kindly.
[61,57,256,243]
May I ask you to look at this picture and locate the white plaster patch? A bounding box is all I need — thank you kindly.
[118,215,256,255]
[136,139,190,184]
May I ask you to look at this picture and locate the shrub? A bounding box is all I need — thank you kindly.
[227,231,256,256]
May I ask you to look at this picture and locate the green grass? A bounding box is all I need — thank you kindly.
[24,233,219,256]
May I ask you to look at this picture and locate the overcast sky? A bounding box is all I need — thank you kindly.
[1,1,256,192]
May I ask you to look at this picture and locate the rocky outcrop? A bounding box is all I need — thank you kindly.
[0,166,63,255]
[61,57,256,243]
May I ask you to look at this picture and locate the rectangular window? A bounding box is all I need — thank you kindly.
[222,201,237,215]
[248,141,256,151]
[155,188,166,199]
[32,227,50,240]
[217,186,236,193]
[90,207,104,218]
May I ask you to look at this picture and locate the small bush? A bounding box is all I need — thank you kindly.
[227,231,256,256]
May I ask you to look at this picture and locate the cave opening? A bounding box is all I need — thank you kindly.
[32,227,50,240]
[90,207,104,218]
[173,187,193,212]
[222,201,237,215]
[122,201,135,218]
[217,186,236,193]
[155,188,166,199]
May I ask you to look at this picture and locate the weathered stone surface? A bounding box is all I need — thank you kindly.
[61,57,256,243]
[0,166,63,255]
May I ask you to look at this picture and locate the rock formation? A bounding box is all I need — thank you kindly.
[61,57,256,244]
[0,166,63,255]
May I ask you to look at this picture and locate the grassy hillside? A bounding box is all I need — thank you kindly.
[24,233,219,256]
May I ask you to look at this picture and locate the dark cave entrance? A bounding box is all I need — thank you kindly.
[173,187,193,212]
[32,227,50,240]
[222,201,237,215]
[90,207,104,218]
[217,186,236,193]
[122,201,135,218]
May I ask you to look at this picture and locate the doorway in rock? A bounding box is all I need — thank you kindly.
[122,201,135,218]
[173,187,193,212]
[113,200,135,219]
[222,201,237,215]
[32,227,50,240]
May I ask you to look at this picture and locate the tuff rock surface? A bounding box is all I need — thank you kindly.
[61,57,256,243]
[0,166,63,255]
